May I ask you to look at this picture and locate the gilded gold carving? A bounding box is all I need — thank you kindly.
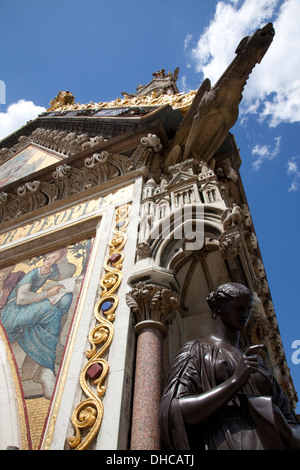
[68,203,131,450]
[48,91,75,111]
[42,233,103,450]
[46,90,197,114]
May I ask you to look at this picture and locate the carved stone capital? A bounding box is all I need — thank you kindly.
[126,281,179,334]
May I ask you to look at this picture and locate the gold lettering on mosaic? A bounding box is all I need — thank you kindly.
[0,184,133,248]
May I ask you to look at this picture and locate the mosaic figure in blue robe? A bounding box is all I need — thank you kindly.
[1,250,73,373]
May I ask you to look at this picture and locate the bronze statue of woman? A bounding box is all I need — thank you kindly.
[159,283,300,450]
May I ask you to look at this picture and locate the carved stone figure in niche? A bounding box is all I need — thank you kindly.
[159,283,300,450]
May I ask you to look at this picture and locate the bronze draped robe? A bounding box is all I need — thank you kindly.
[159,338,299,450]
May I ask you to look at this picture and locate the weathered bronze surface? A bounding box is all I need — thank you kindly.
[159,283,300,450]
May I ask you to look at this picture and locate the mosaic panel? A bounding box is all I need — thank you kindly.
[0,238,94,449]
[0,144,62,187]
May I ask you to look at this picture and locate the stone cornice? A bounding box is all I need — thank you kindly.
[0,132,163,224]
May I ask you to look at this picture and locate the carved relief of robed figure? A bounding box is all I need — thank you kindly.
[159,283,300,450]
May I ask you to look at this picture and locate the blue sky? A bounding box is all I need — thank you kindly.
[0,0,299,412]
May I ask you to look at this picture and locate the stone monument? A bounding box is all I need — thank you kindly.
[0,23,297,450]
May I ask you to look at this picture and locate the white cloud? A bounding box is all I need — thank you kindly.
[252,136,281,170]
[184,34,193,51]
[287,157,300,191]
[0,81,5,105]
[188,0,280,81]
[0,100,46,140]
[178,75,188,93]
[185,0,300,127]
[258,79,300,127]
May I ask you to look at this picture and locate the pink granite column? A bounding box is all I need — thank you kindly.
[130,321,166,450]
[126,282,179,450]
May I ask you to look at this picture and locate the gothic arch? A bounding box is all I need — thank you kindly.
[134,204,233,364]
[144,209,237,366]
[137,204,224,266]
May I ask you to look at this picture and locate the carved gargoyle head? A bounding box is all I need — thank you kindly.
[235,22,275,64]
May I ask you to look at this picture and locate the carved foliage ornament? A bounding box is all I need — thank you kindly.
[219,203,270,297]
[126,282,179,328]
[219,204,253,257]
[0,134,162,224]
[30,127,106,157]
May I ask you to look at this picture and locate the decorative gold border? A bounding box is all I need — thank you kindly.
[41,217,105,450]
[68,203,131,450]
[0,227,103,450]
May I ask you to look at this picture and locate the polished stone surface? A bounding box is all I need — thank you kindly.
[130,325,164,450]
